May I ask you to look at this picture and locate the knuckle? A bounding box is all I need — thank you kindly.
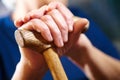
[61,25,67,32]
[54,29,61,36]
[41,15,52,22]
[65,12,73,21]
[31,19,49,32]
[42,27,49,32]
[51,9,59,14]
[66,16,72,21]
[30,19,41,29]
[30,19,38,23]
[67,17,74,25]
[28,20,37,29]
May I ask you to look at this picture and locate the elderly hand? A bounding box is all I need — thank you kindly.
[13,1,89,80]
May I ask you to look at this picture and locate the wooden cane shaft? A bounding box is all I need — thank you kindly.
[43,48,68,80]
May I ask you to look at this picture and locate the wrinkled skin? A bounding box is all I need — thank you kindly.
[12,1,89,80]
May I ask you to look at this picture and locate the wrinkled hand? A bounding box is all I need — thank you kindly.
[13,1,89,79]
[15,1,74,47]
[15,1,89,54]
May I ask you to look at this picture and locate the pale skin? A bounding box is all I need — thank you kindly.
[12,0,120,80]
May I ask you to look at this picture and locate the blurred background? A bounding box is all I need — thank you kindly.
[0,0,120,52]
[68,0,120,53]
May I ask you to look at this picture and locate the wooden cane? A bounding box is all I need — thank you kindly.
[15,29,68,80]
[14,17,89,80]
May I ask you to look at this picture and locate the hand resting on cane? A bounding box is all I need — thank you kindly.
[12,1,120,80]
[12,2,88,80]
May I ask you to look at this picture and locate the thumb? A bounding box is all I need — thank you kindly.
[73,17,89,34]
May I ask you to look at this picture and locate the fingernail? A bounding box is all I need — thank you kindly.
[69,25,73,32]
[63,34,68,42]
[48,35,53,42]
[44,33,53,42]
[58,39,64,47]
[68,20,73,32]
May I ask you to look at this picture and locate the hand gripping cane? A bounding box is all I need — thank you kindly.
[14,17,89,80]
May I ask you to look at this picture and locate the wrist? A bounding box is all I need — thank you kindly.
[66,37,94,66]
[12,59,48,80]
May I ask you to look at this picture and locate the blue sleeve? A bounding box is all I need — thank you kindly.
[69,6,120,59]
[0,16,20,80]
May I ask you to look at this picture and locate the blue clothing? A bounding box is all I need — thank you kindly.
[0,7,120,80]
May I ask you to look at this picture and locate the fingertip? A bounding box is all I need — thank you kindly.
[14,18,24,28]
[54,36,64,47]
[81,18,89,33]
[14,20,18,27]
[68,25,73,32]
[74,18,89,34]
[46,34,53,42]
[22,15,30,23]
[56,40,64,48]
[74,16,89,23]
[68,21,74,32]
[40,31,53,44]
[82,18,89,25]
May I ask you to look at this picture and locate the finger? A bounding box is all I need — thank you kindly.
[14,17,24,27]
[41,15,64,47]
[47,9,68,42]
[22,9,38,23]
[15,5,48,27]
[65,18,89,51]
[29,5,48,19]
[22,5,48,22]
[19,19,53,42]
[74,16,89,33]
[73,18,89,35]
[48,1,74,32]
